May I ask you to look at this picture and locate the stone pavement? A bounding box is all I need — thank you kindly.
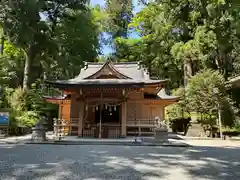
[184,139,240,147]
[0,134,32,144]
[0,144,239,180]
[1,133,240,148]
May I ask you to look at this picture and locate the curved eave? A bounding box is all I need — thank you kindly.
[161,97,180,102]
[158,97,180,106]
[145,96,180,102]
[44,80,167,89]
[43,95,71,104]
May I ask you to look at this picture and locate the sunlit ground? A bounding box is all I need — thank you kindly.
[0,144,239,180]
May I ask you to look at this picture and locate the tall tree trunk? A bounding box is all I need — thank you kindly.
[23,45,34,90]
[0,35,5,55]
[183,60,193,87]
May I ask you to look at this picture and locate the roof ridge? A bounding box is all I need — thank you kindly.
[113,62,139,65]
[85,61,140,65]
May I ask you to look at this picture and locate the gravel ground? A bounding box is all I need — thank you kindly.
[0,144,239,180]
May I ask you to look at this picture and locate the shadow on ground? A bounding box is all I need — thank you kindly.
[0,144,239,180]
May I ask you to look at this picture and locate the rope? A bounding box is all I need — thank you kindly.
[86,101,124,108]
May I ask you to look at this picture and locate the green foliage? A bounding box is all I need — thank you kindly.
[105,0,133,39]
[186,69,234,127]
[47,8,101,79]
[0,41,25,87]
[0,0,100,88]
[7,87,27,112]
[1,85,57,133]
[170,118,191,135]
[15,111,39,128]
[3,87,37,129]
[0,0,240,136]
[166,87,190,120]
[186,69,226,112]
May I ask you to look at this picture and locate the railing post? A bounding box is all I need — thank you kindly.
[78,102,84,137]
[121,102,127,137]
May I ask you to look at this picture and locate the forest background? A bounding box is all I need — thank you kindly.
[0,0,240,136]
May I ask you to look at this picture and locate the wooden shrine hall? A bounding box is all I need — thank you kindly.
[44,59,179,138]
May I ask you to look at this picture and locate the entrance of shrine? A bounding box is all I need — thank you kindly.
[95,105,120,124]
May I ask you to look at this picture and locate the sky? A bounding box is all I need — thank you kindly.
[90,0,145,55]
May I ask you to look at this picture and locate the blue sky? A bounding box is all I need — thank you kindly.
[91,0,144,55]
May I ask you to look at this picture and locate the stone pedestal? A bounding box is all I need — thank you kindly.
[154,128,168,141]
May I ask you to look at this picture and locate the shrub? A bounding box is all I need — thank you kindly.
[170,118,191,135]
[16,111,39,128]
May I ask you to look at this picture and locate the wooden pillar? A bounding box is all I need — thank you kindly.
[121,102,127,137]
[78,102,85,137]
[160,106,165,120]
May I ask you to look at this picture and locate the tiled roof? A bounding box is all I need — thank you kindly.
[78,61,150,80]
[45,60,166,87]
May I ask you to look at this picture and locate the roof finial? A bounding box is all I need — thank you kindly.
[107,57,112,62]
[137,61,142,70]
[84,62,88,70]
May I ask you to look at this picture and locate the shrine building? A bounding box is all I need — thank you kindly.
[44,59,179,138]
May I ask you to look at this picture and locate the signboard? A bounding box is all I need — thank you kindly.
[0,112,9,126]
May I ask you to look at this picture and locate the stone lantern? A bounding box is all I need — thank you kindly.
[31,116,48,141]
[154,116,168,141]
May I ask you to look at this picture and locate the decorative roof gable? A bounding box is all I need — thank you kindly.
[78,60,150,80]
[84,59,131,79]
[44,60,168,88]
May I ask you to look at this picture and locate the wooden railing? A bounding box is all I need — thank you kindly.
[127,119,157,127]
[53,118,79,127]
[53,118,79,137]
[53,118,158,137]
[53,118,157,127]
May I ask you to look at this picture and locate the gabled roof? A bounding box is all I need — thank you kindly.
[84,60,130,79]
[45,59,167,88]
[77,60,150,80]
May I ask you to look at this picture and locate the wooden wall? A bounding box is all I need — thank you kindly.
[58,90,166,123]
[70,93,81,120]
[126,102,164,121]
[126,91,165,121]
[58,102,71,121]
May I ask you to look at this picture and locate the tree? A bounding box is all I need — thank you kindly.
[45,6,101,79]
[0,0,95,89]
[0,41,25,87]
[185,69,233,127]
[166,87,190,120]
[0,0,53,89]
[105,0,133,39]
[116,0,240,87]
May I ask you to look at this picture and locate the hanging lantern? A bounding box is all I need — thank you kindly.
[114,106,117,111]
[96,105,98,111]
[105,104,108,110]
